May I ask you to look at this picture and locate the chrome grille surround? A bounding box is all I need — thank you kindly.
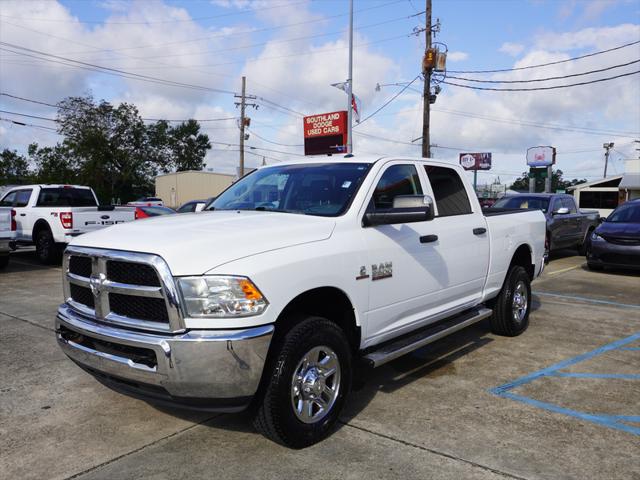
[63,246,184,333]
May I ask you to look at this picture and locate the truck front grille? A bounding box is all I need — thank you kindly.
[109,293,169,323]
[64,248,182,332]
[106,260,161,286]
[69,283,94,309]
[69,256,92,278]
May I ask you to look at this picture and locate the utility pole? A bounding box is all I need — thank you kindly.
[346,0,354,154]
[234,76,257,178]
[421,0,432,158]
[603,142,614,178]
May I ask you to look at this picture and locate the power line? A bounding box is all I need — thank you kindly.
[447,40,640,74]
[0,117,58,132]
[52,0,406,55]
[0,42,237,95]
[247,129,304,147]
[443,70,640,91]
[133,14,415,60]
[0,95,238,123]
[210,140,307,157]
[356,74,421,126]
[0,109,56,122]
[447,59,640,84]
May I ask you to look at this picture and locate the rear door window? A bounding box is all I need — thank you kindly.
[14,189,33,207]
[0,191,17,207]
[424,166,472,216]
[37,188,97,207]
[370,164,423,210]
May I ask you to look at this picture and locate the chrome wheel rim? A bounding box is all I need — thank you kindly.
[512,281,528,323]
[290,345,341,424]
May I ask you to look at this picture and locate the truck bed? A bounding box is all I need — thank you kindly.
[483,207,542,217]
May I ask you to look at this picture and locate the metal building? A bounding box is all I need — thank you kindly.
[155,170,234,208]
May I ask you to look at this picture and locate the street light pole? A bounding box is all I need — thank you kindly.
[603,142,614,178]
[346,0,354,154]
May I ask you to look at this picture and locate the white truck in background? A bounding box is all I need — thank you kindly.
[0,207,15,269]
[0,185,135,264]
[56,156,546,448]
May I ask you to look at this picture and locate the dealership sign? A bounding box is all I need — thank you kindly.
[303,111,348,156]
[459,152,492,170]
[526,146,556,167]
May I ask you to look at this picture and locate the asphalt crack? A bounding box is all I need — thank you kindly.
[64,414,221,480]
[341,421,531,480]
[0,310,54,332]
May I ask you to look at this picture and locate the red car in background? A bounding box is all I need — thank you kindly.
[134,205,176,219]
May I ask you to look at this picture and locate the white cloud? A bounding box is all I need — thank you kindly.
[448,51,469,62]
[499,42,525,57]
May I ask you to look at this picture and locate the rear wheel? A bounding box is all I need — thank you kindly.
[35,229,61,264]
[254,316,352,448]
[489,265,531,337]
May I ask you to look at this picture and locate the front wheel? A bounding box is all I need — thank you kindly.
[489,265,531,337]
[253,316,352,448]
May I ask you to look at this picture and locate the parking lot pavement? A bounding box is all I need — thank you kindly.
[1,250,639,480]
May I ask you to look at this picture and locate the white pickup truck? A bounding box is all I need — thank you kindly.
[55,157,546,447]
[0,207,15,269]
[0,185,135,264]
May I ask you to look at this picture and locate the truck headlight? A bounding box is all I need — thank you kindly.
[177,276,268,318]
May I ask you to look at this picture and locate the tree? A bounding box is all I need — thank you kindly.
[166,119,211,172]
[28,143,79,186]
[52,95,211,203]
[0,149,33,184]
[510,169,588,193]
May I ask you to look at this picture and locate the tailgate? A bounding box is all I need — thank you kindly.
[72,207,135,232]
[0,208,13,239]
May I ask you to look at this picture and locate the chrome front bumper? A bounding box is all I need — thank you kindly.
[56,303,273,411]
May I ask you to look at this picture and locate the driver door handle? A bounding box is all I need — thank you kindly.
[473,227,486,235]
[420,234,438,243]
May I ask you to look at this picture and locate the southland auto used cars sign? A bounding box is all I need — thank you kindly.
[303,111,348,156]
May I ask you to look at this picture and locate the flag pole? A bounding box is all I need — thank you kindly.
[346,0,353,154]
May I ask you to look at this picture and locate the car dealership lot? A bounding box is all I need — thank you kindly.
[1,250,638,480]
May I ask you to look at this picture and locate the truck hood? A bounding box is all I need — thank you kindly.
[596,221,640,239]
[70,210,336,275]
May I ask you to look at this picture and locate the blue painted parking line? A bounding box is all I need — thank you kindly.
[548,372,640,380]
[532,291,640,310]
[490,331,640,436]
[619,347,640,351]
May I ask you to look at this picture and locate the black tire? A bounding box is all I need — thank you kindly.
[0,254,8,269]
[35,229,61,264]
[489,265,531,337]
[587,262,604,271]
[254,316,352,448]
[579,229,594,256]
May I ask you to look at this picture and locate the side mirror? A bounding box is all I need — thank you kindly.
[363,195,434,227]
[599,216,607,223]
[553,207,569,215]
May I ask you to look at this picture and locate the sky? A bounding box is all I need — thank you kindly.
[0,0,639,186]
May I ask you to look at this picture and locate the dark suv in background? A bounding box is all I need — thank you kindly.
[587,199,640,271]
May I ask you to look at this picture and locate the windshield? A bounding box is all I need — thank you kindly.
[492,196,550,212]
[209,163,371,216]
[607,202,640,223]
